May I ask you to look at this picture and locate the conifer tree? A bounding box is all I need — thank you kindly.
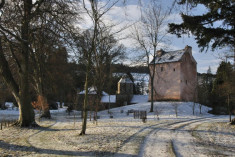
[211,62,234,121]
[169,0,235,52]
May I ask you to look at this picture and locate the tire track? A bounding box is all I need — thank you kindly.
[114,121,167,156]
[170,116,235,157]
[170,117,216,157]
[138,116,215,157]
[191,122,235,156]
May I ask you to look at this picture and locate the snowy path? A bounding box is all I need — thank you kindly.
[138,117,210,157]
[138,116,235,157]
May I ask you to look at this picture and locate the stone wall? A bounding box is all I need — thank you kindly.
[180,52,197,101]
[149,62,181,101]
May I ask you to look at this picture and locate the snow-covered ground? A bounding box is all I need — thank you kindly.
[0,101,234,157]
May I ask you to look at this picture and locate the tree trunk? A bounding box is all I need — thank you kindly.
[16,0,36,127]
[150,76,154,112]
[80,73,89,135]
[80,53,91,135]
[228,94,231,122]
[80,0,99,135]
[36,78,51,119]
[16,95,37,127]
[193,102,195,115]
[60,90,63,108]
[32,51,51,118]
[150,47,156,113]
[38,95,51,119]
[199,105,202,114]
[1,36,36,127]
[16,46,37,126]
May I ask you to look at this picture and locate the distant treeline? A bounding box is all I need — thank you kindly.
[112,64,149,74]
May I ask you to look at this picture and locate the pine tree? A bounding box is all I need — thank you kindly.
[198,71,214,107]
[211,62,234,121]
[169,0,235,52]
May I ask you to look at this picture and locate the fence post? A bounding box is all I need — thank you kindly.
[0,123,2,130]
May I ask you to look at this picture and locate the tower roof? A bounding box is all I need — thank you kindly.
[150,49,185,64]
[149,45,196,64]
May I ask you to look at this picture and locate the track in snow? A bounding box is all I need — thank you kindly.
[137,116,227,157]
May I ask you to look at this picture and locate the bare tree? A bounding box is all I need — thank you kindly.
[29,1,78,119]
[75,0,128,135]
[0,0,78,126]
[131,0,175,112]
[93,28,125,123]
[0,0,42,126]
[74,30,92,135]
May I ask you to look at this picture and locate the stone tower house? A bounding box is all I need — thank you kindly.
[149,45,197,101]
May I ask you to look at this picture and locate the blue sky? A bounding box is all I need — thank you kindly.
[80,0,233,74]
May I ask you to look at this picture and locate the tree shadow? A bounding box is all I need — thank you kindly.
[0,140,130,156]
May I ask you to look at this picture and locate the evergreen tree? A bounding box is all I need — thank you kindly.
[211,62,234,121]
[197,67,214,107]
[169,0,235,52]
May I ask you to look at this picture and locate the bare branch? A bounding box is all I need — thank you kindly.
[0,25,26,43]
[0,38,19,98]
[30,0,45,19]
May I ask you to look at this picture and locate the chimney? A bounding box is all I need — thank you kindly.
[157,49,164,57]
[185,45,192,55]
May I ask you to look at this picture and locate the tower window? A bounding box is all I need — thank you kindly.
[173,68,175,71]
[161,67,164,72]
[186,80,188,85]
